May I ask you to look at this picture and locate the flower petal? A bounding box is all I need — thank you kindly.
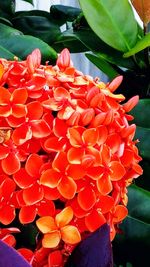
[12,88,28,104]
[67,147,84,164]
[53,118,68,137]
[2,153,20,175]
[36,216,57,233]
[48,251,63,267]
[25,153,43,177]
[97,173,113,195]
[37,200,55,217]
[82,128,98,146]
[113,205,128,222]
[85,209,106,232]
[31,120,51,138]
[0,178,16,200]
[61,225,81,244]
[40,168,61,188]
[12,124,32,145]
[23,183,44,205]
[67,127,83,147]
[42,231,61,248]
[13,168,36,189]
[67,164,86,180]
[0,106,11,117]
[77,186,96,211]
[0,87,10,104]
[96,195,114,214]
[12,104,27,118]
[0,145,9,159]
[19,206,36,224]
[58,176,77,199]
[0,205,15,225]
[52,151,68,172]
[55,206,73,228]
[27,101,43,120]
[110,161,126,181]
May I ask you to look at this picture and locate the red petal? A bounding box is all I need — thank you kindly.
[80,108,95,126]
[0,205,15,225]
[113,205,128,222]
[77,186,96,211]
[18,248,34,263]
[48,251,63,267]
[67,164,86,180]
[96,195,114,214]
[12,124,32,145]
[56,48,71,70]
[0,178,16,200]
[12,88,28,104]
[82,128,98,146]
[40,169,61,188]
[2,153,20,175]
[97,125,108,145]
[110,161,126,181]
[0,106,11,117]
[25,153,43,177]
[43,186,61,200]
[0,87,10,104]
[120,149,134,167]
[0,144,9,159]
[87,166,104,180]
[13,168,36,188]
[52,151,68,172]
[123,95,139,112]
[96,173,113,195]
[108,75,123,92]
[44,136,66,152]
[27,101,43,119]
[58,176,77,199]
[23,182,44,205]
[19,205,37,224]
[67,147,84,164]
[31,120,51,138]
[68,127,83,147]
[53,117,68,137]
[12,104,27,118]
[70,197,88,218]
[54,87,70,100]
[106,133,121,154]
[85,209,106,232]
[37,200,55,217]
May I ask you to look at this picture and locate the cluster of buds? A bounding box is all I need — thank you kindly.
[0,49,142,266]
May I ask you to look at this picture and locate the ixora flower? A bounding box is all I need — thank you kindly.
[0,48,143,266]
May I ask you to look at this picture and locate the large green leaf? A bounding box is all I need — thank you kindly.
[22,0,34,5]
[124,33,150,57]
[86,53,118,79]
[0,35,57,62]
[130,99,150,128]
[79,0,138,52]
[0,45,15,59]
[0,17,12,26]
[12,16,61,44]
[135,126,150,160]
[135,160,150,191]
[0,23,22,39]
[0,0,15,14]
[113,185,150,266]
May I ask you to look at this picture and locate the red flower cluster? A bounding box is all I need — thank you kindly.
[0,49,142,266]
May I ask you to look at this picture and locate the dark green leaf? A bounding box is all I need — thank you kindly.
[12,16,61,44]
[50,5,81,23]
[0,35,57,63]
[135,160,150,191]
[135,126,150,160]
[130,99,150,128]
[22,0,34,5]
[0,23,22,39]
[0,0,15,14]
[124,33,150,57]
[113,185,150,266]
[0,45,15,59]
[0,17,12,26]
[86,53,118,79]
[79,0,138,52]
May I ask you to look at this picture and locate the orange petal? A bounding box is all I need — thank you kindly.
[123,95,139,112]
[31,120,51,138]
[67,164,86,180]
[70,197,88,218]
[113,205,128,222]
[48,251,63,267]
[120,149,134,167]
[96,195,114,214]
[61,225,81,244]
[55,206,73,228]
[12,104,27,118]
[40,168,61,188]
[97,125,108,145]
[37,200,55,217]
[77,186,96,211]
[42,231,61,248]
[2,153,20,175]
[67,127,83,147]
[19,206,36,224]
[43,186,60,200]
[82,128,98,146]
[58,176,77,199]
[110,161,126,181]
[108,76,123,92]
[67,147,84,164]
[25,153,43,177]
[13,168,36,189]
[80,108,95,126]
[54,87,70,100]
[106,133,121,154]
[0,145,9,159]
[0,178,16,200]
[56,48,71,70]
[85,209,106,232]
[0,106,11,117]
[27,101,43,120]
[96,173,113,195]
[53,117,68,137]
[87,166,104,180]
[12,88,28,104]
[101,145,111,164]
[44,136,66,152]
[36,216,57,233]
[0,87,10,104]
[12,124,32,145]
[52,151,68,172]
[0,205,15,225]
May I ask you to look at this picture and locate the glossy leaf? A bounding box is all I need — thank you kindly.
[12,16,61,44]
[0,0,15,15]
[79,0,138,52]
[22,0,34,5]
[135,126,150,160]
[50,5,81,23]
[124,33,150,57]
[113,185,150,266]
[0,23,22,39]
[0,45,15,59]
[86,53,118,79]
[0,34,57,62]
[130,99,150,128]
[0,17,12,26]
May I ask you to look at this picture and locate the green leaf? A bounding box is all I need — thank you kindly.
[86,53,118,79]
[135,126,150,160]
[113,185,150,266]
[50,5,81,23]
[79,0,138,52]
[0,17,12,26]
[135,160,150,191]
[22,0,34,5]
[0,35,57,63]
[0,0,15,14]
[0,23,22,39]
[0,45,15,59]
[124,33,150,57]
[72,29,135,69]
[12,16,61,44]
[130,99,150,128]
